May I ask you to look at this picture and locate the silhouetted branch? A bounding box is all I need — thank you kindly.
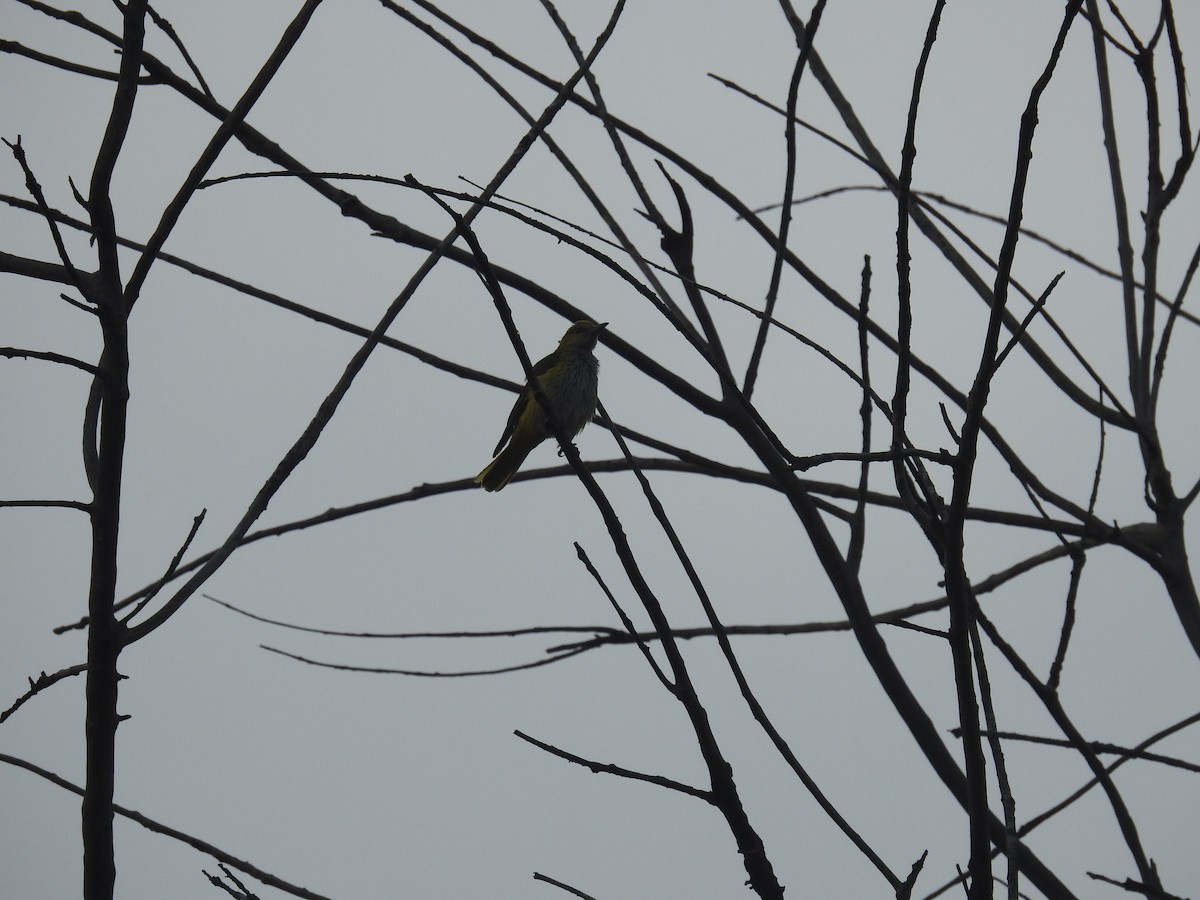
[743,0,828,398]
[950,728,1200,774]
[1,665,87,723]
[0,346,97,373]
[978,609,1162,893]
[1086,870,1188,900]
[573,542,672,691]
[261,644,589,677]
[3,135,91,301]
[847,255,872,575]
[0,753,333,900]
[203,862,262,899]
[514,729,711,801]
[532,872,600,900]
[121,1,618,648]
[122,0,325,311]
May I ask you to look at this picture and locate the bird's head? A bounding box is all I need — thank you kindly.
[559,319,608,351]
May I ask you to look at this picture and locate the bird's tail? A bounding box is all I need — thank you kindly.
[474,438,538,492]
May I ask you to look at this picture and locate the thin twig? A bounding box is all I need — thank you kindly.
[532,872,600,900]
[0,752,333,900]
[978,610,1161,893]
[1,665,87,723]
[261,644,589,678]
[573,543,673,691]
[0,347,98,374]
[847,255,872,575]
[743,0,828,398]
[2,135,91,301]
[514,730,711,802]
[952,728,1200,774]
[125,509,206,621]
[122,0,325,310]
[146,5,214,99]
[992,272,1065,372]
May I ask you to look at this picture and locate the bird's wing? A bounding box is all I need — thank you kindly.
[491,349,557,456]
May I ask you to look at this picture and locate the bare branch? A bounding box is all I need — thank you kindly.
[515,729,712,802]
[145,5,214,99]
[743,0,828,398]
[0,346,98,374]
[0,753,333,900]
[533,872,601,900]
[573,542,673,692]
[121,2,622,647]
[2,135,91,301]
[261,644,588,678]
[122,0,325,310]
[1,665,87,723]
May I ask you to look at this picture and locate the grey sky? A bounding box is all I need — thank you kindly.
[3,2,1199,898]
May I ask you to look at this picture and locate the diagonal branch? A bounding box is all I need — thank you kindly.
[122,0,324,310]
[743,0,827,398]
[121,1,625,647]
[0,752,333,900]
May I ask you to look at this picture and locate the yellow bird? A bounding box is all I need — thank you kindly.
[475,320,607,492]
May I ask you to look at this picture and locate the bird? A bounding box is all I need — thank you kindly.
[475,320,607,492]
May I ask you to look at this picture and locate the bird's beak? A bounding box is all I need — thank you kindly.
[593,322,609,333]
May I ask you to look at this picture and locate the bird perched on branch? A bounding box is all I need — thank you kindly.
[475,320,607,492]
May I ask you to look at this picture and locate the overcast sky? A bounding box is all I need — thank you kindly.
[3,2,1199,899]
